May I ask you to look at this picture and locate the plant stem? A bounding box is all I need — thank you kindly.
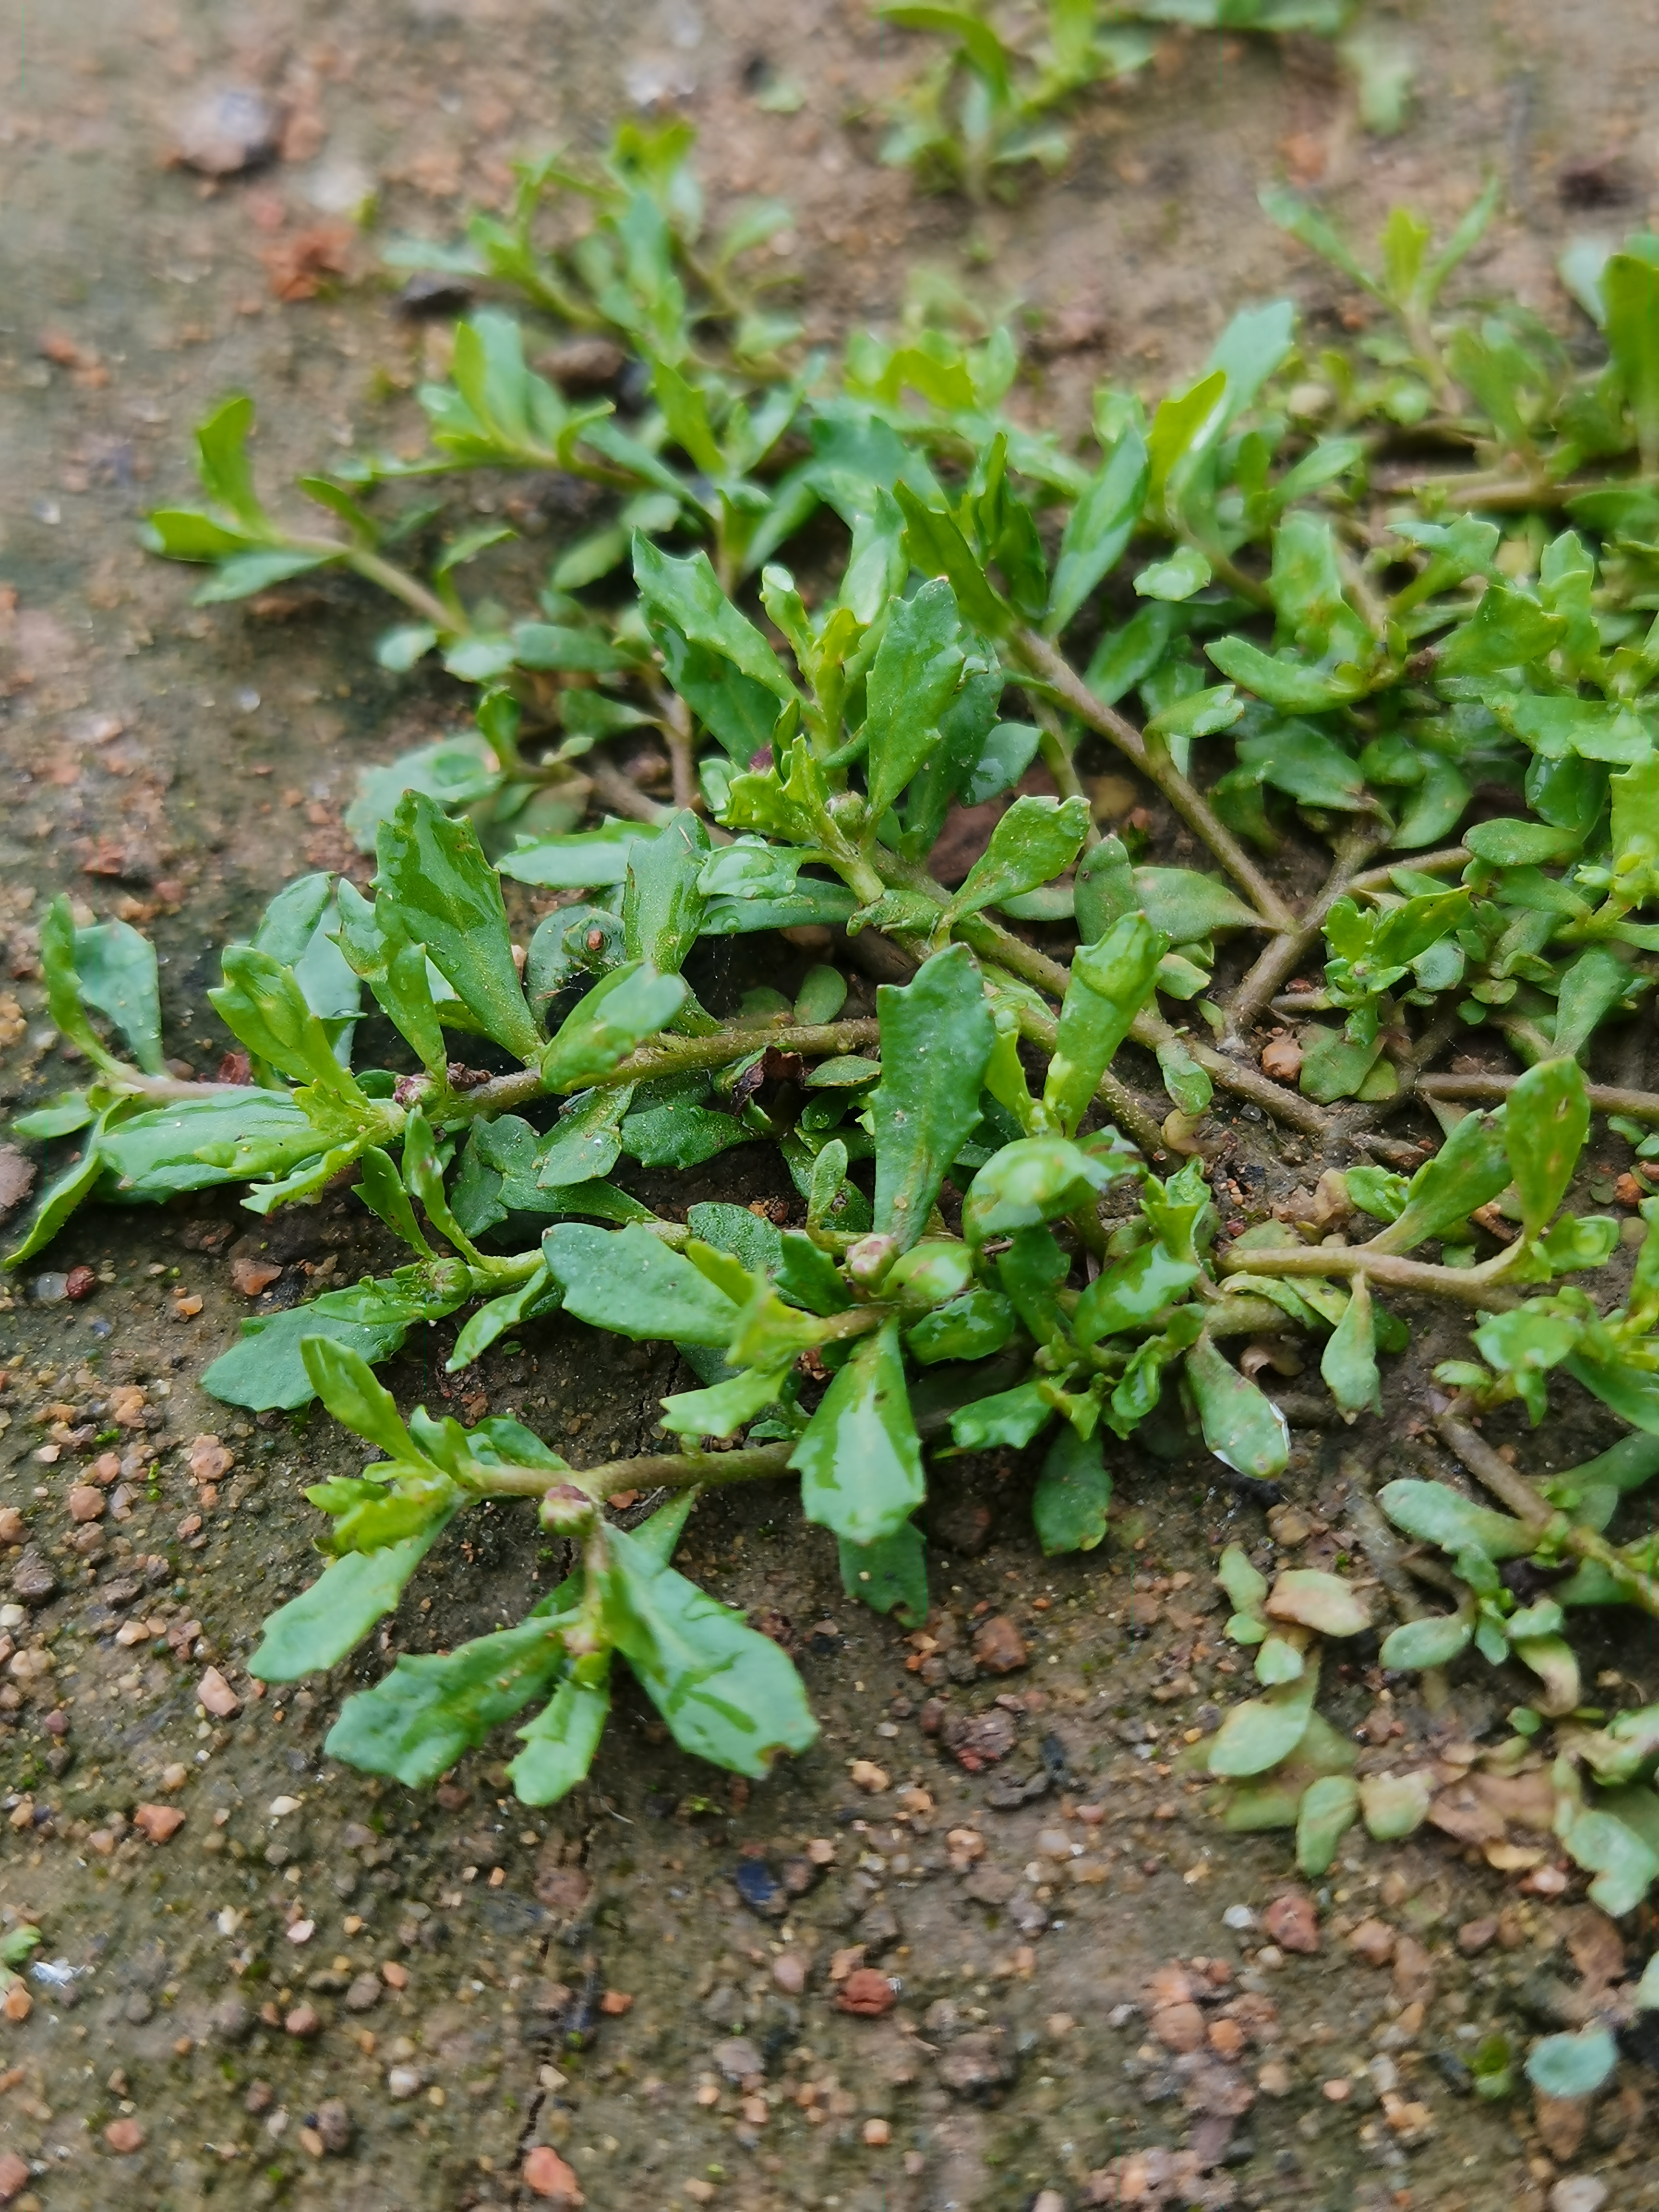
[1225,826,1388,1044]
[587,756,673,827]
[1346,846,1469,896]
[1013,626,1295,932]
[1133,1005,1332,1138]
[1029,697,1099,844]
[1215,1240,1523,1310]
[343,549,460,635]
[476,1443,795,1500]
[1419,1073,1659,1122]
[1435,1410,1659,1619]
[653,686,701,813]
[1011,999,1167,1156]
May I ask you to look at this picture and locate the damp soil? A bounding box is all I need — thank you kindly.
[4,3,1659,2209]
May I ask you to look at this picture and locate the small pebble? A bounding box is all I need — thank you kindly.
[1347,1917,1395,1966]
[385,2065,425,2101]
[1550,2180,1609,2212]
[836,1969,897,2017]
[172,83,279,176]
[285,2004,321,2039]
[132,1803,185,1845]
[522,2144,585,2203]
[1456,1916,1499,1956]
[1322,2077,1351,2102]
[772,1953,805,1996]
[345,1974,381,2013]
[863,2117,891,2146]
[381,1960,409,1989]
[0,2152,29,2204]
[104,2118,145,2154]
[971,1614,1029,1675]
[1262,1891,1320,1954]
[849,1759,889,1793]
[314,2098,352,2154]
[198,1666,241,1718]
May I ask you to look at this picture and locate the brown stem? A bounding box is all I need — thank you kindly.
[1343,1472,1452,1713]
[1133,1005,1332,1138]
[1030,697,1100,845]
[1370,470,1651,512]
[652,686,701,814]
[1216,1240,1523,1310]
[1419,1073,1659,1122]
[1013,628,1295,932]
[1225,826,1388,1044]
[1010,999,1167,1156]
[1435,1411,1659,1617]
[587,756,673,827]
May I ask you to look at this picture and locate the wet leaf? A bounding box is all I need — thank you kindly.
[601,1521,818,1777]
[871,944,995,1255]
[250,1518,455,1680]
[542,962,688,1089]
[509,1664,612,1806]
[1377,1478,1536,1558]
[1208,1661,1319,1778]
[863,577,967,818]
[1371,1111,1512,1252]
[1043,913,1166,1137]
[1185,1332,1290,1482]
[1032,1424,1111,1555]
[792,1320,925,1546]
[326,1609,572,1786]
[542,1220,741,1346]
[376,792,542,1062]
[840,1520,929,1623]
[1320,1273,1382,1416]
[945,795,1091,924]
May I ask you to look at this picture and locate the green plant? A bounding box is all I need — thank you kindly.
[17,149,1659,2099]
[874,0,1358,204]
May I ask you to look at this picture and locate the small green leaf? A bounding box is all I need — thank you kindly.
[963,1135,1121,1245]
[508,1666,612,1806]
[543,1221,741,1347]
[840,1520,929,1623]
[375,792,542,1062]
[1266,1568,1372,1638]
[1296,1774,1359,1876]
[945,795,1091,924]
[1358,1769,1434,1839]
[250,1519,454,1680]
[1379,1611,1473,1670]
[871,944,996,1256]
[792,1320,925,1546]
[1032,1425,1111,1555]
[1046,424,1149,635]
[1372,1110,1512,1252]
[326,1611,571,1786]
[301,1338,423,1463]
[1505,1058,1589,1240]
[1321,1274,1382,1416]
[1185,1333,1289,1481]
[623,809,710,974]
[1207,1662,1319,1778]
[1043,913,1166,1138]
[863,577,967,820]
[542,962,687,1090]
[1134,545,1212,601]
[601,1521,818,1777]
[1377,1479,1537,1558]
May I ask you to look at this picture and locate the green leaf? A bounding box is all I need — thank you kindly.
[1046,424,1150,635]
[497,821,646,889]
[1379,1611,1473,1669]
[1372,1110,1512,1251]
[1,1140,106,1271]
[543,1221,741,1347]
[1156,1034,1212,1116]
[1185,1332,1289,1481]
[1526,2025,1620,2101]
[895,484,1009,636]
[1604,249,1659,465]
[1562,1804,1659,1916]
[448,1268,552,1372]
[623,809,710,973]
[202,1304,420,1410]
[840,1520,929,1623]
[541,962,688,1090]
[1206,634,1367,712]
[963,1135,1121,1245]
[193,393,265,525]
[1078,1237,1200,1357]
[39,898,122,1073]
[623,1095,748,1170]
[863,577,966,821]
[950,1377,1053,1450]
[1376,1478,1537,1558]
[1358,1770,1434,1839]
[375,792,541,1062]
[1321,1274,1382,1416]
[1437,585,1564,677]
[301,1338,423,1463]
[326,1611,571,1786]
[1296,1774,1359,1876]
[537,1086,635,1189]
[905,1286,1017,1365]
[634,534,796,706]
[601,1521,818,1777]
[1134,545,1212,602]
[508,1665,612,1805]
[1463,817,1584,866]
[1043,913,1166,1138]
[1505,1058,1589,1240]
[945,795,1091,924]
[870,944,996,1256]
[72,919,166,1075]
[1032,1424,1111,1555]
[1207,1661,1319,1778]
[249,1519,454,1681]
[792,1320,925,1546]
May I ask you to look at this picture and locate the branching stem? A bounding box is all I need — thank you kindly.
[1215,1239,1523,1310]
[1225,826,1389,1044]
[1013,627,1295,932]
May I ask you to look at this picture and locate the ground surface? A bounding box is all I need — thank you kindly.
[4,3,1659,2209]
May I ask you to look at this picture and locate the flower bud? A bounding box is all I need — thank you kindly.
[844,1233,898,1289]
